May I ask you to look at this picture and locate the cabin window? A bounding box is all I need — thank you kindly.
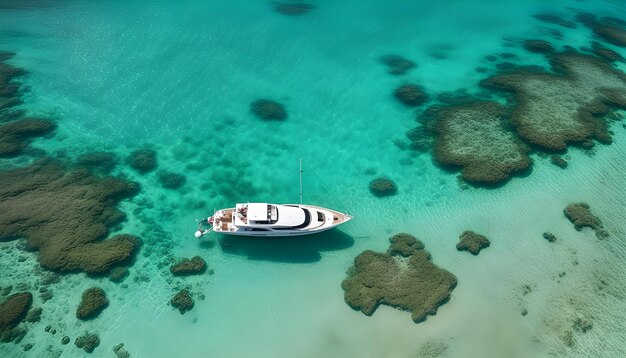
[251,228,270,231]
[293,209,311,229]
[317,211,325,222]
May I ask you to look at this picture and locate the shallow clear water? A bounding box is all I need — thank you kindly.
[1,1,626,357]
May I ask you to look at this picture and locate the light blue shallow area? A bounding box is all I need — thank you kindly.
[1,1,626,357]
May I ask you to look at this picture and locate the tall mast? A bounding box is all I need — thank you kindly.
[299,159,303,204]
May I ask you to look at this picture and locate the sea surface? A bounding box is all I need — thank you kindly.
[1,0,626,357]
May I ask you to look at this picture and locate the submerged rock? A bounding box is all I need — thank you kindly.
[369,178,398,197]
[76,287,109,320]
[171,290,194,314]
[342,234,457,323]
[250,99,287,120]
[456,231,490,255]
[75,333,100,353]
[61,336,70,345]
[170,256,207,276]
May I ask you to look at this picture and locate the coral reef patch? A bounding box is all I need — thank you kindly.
[157,170,186,189]
[0,118,56,157]
[342,233,457,323]
[482,53,626,151]
[456,231,490,255]
[109,267,129,283]
[75,332,100,353]
[25,307,41,322]
[522,39,555,54]
[577,13,626,47]
[432,101,531,184]
[564,203,608,239]
[0,292,32,343]
[379,55,416,75]
[369,178,398,197]
[543,232,557,243]
[250,99,287,120]
[273,2,316,16]
[550,154,568,168]
[75,152,118,174]
[76,287,109,320]
[170,256,207,276]
[533,13,577,29]
[127,149,157,174]
[171,289,194,314]
[0,159,141,274]
[387,232,425,257]
[113,343,131,358]
[393,84,428,107]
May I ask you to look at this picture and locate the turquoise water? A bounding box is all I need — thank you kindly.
[1,0,626,357]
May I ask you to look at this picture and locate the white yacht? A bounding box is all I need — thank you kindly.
[194,160,352,238]
[196,202,351,237]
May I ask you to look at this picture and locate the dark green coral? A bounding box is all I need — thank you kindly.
[342,234,456,323]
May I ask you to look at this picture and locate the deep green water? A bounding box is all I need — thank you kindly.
[1,1,626,357]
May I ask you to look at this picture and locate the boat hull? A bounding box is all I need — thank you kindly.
[207,203,351,237]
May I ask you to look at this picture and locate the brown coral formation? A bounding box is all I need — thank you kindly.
[0,159,141,274]
[342,234,457,323]
[0,292,32,342]
[482,53,626,151]
[564,203,608,239]
[76,287,109,320]
[170,256,207,276]
[433,101,531,184]
[171,290,194,314]
[456,231,490,255]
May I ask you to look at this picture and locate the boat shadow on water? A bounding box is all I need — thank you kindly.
[217,229,355,263]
